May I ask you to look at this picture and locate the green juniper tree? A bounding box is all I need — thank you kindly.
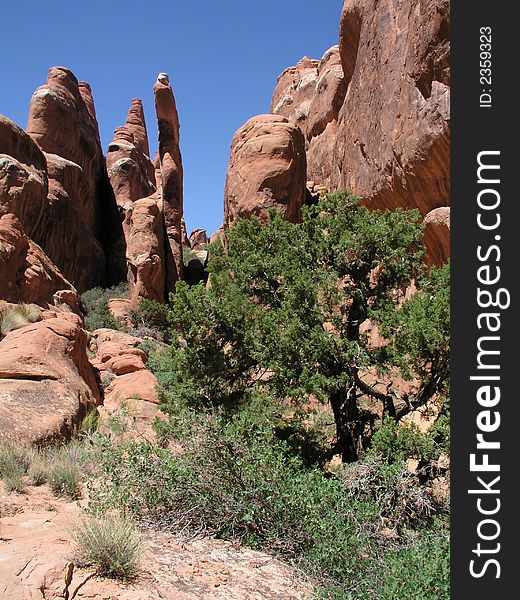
[159,191,449,462]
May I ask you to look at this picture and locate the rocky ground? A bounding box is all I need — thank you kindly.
[0,484,311,599]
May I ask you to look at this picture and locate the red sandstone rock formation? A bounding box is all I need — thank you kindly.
[271,47,345,190]
[424,206,450,266]
[189,228,209,249]
[88,328,164,439]
[0,214,78,306]
[154,72,184,288]
[105,97,167,308]
[125,197,166,307]
[224,115,306,226]
[106,98,156,208]
[26,66,122,290]
[0,315,99,445]
[0,115,48,238]
[331,0,450,221]
[269,0,450,264]
[27,67,105,231]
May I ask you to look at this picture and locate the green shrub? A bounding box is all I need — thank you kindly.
[129,298,170,341]
[366,521,450,600]
[0,443,32,492]
[370,419,438,463]
[182,247,198,266]
[27,453,49,486]
[48,460,82,499]
[73,514,142,580]
[80,409,100,435]
[81,283,129,331]
[86,401,376,585]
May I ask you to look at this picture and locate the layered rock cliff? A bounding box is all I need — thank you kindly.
[268,0,451,265]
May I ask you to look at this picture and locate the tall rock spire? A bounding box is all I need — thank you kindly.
[125,98,151,159]
[153,72,184,288]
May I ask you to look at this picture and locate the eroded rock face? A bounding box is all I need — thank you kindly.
[271,56,319,131]
[27,67,104,229]
[40,152,107,291]
[106,98,159,297]
[189,228,209,249]
[0,115,48,238]
[271,47,346,190]
[154,72,184,289]
[331,0,450,217]
[424,206,450,266]
[27,66,123,291]
[224,115,306,226]
[125,197,166,307]
[0,316,99,445]
[89,328,164,439]
[0,213,78,305]
[106,98,156,208]
[269,1,450,261]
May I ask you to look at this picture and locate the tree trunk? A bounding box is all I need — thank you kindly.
[330,386,362,462]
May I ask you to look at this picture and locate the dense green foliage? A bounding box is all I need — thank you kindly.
[77,191,450,598]
[85,398,448,598]
[129,298,171,341]
[81,282,129,331]
[158,191,449,462]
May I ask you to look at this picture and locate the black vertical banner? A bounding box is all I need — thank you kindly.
[452,2,517,598]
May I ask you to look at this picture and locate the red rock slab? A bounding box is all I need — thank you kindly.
[0,318,99,445]
[106,353,147,376]
[96,341,147,364]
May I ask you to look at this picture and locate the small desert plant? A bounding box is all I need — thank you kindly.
[80,409,100,435]
[27,453,49,486]
[47,460,82,499]
[0,443,32,492]
[72,513,142,580]
[129,298,171,341]
[0,303,41,337]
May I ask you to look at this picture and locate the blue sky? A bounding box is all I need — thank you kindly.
[0,1,342,235]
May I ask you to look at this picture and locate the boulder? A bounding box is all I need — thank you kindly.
[424,206,450,266]
[224,115,306,226]
[0,317,100,445]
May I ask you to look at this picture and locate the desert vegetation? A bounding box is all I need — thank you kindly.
[72,191,450,597]
[0,192,449,597]
[0,302,41,338]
